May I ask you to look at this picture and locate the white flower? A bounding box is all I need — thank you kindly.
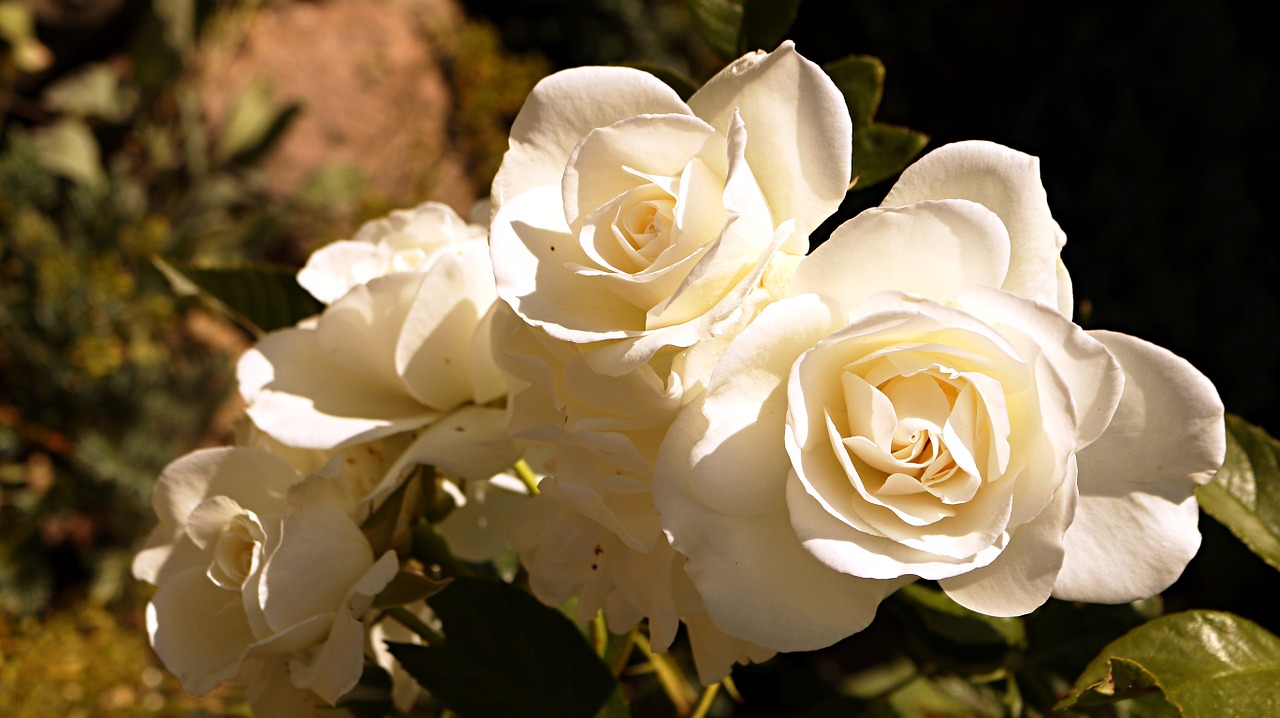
[298,201,486,305]
[132,447,400,711]
[240,238,505,450]
[653,141,1226,652]
[489,41,851,374]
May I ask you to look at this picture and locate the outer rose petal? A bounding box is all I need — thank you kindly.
[1053,330,1225,602]
[882,140,1069,313]
[654,400,905,652]
[492,66,692,212]
[238,304,440,451]
[687,40,852,230]
[938,472,1077,616]
[788,200,1012,310]
[684,612,775,685]
[147,566,256,695]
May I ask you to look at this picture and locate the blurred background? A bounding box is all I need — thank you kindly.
[2,0,1276,714]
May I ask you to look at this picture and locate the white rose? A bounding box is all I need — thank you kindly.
[510,471,773,684]
[653,141,1226,652]
[239,215,514,486]
[132,447,400,710]
[492,302,771,681]
[489,41,851,373]
[298,201,486,305]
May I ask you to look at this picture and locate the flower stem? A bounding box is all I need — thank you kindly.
[690,683,721,718]
[634,631,695,715]
[513,458,540,494]
[386,607,444,646]
[610,629,638,677]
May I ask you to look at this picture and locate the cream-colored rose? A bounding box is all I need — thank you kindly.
[489,41,851,374]
[133,448,400,711]
[654,141,1225,652]
[298,201,486,305]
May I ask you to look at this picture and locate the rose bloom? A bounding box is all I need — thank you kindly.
[297,200,487,305]
[132,447,399,713]
[492,301,774,681]
[489,41,852,374]
[653,141,1226,653]
[238,202,506,458]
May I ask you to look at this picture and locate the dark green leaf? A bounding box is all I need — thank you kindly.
[852,123,929,190]
[896,584,1026,649]
[1195,414,1280,571]
[824,55,885,128]
[738,0,801,54]
[152,257,323,335]
[687,0,743,59]
[594,686,631,718]
[387,578,617,718]
[1056,610,1280,716]
[619,62,698,101]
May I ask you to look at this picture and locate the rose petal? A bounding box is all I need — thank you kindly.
[1053,330,1225,602]
[297,240,383,304]
[684,612,775,685]
[790,200,1011,311]
[491,186,646,339]
[289,552,399,705]
[691,294,835,517]
[956,286,1123,449]
[939,473,1077,616]
[259,478,374,634]
[396,242,498,411]
[147,566,255,696]
[882,140,1067,311]
[563,113,718,229]
[240,318,439,452]
[687,40,852,231]
[492,66,692,212]
[654,401,903,651]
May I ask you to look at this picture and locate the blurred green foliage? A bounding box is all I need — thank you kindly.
[0,0,301,615]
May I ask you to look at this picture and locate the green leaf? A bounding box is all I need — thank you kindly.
[738,0,801,54]
[152,257,323,335]
[595,687,631,718]
[42,64,137,123]
[1195,414,1280,571]
[688,0,743,59]
[896,584,1026,649]
[30,119,106,189]
[1056,610,1280,716]
[824,55,885,128]
[852,123,929,190]
[215,78,296,163]
[387,578,618,718]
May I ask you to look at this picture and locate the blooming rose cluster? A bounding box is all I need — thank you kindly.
[137,39,1228,710]
[135,202,525,714]
[491,41,1225,677]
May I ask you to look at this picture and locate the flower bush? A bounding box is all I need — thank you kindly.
[130,34,1251,718]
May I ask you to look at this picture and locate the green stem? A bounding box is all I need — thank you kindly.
[690,683,721,718]
[386,607,445,646]
[513,458,540,494]
[610,630,637,678]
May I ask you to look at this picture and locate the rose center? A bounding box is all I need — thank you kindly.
[208,513,265,590]
[836,365,985,526]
